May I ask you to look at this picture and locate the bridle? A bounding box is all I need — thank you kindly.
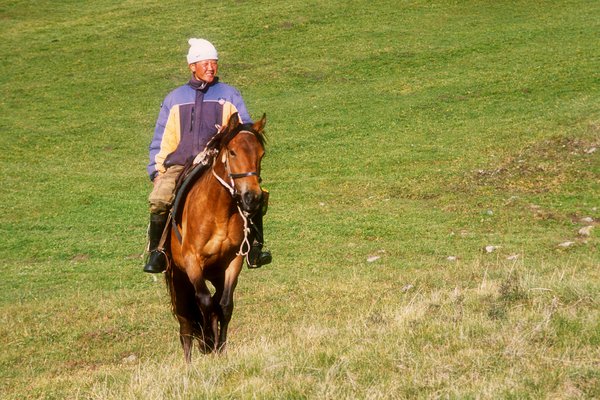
[211,130,262,198]
[210,129,263,260]
[229,171,260,179]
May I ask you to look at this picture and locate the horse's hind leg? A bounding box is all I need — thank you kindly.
[210,310,219,352]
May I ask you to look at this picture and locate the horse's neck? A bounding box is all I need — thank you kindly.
[188,166,235,216]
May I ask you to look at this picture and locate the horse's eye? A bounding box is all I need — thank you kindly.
[229,149,236,157]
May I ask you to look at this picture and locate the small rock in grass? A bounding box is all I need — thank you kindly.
[558,241,575,248]
[484,245,499,253]
[506,254,519,260]
[401,284,414,292]
[122,354,137,364]
[584,147,597,154]
[580,217,594,223]
[367,255,381,263]
[578,226,594,237]
[447,256,458,261]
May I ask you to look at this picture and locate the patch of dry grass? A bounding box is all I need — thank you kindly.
[64,260,594,399]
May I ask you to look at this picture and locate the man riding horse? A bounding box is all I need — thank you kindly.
[144,38,272,273]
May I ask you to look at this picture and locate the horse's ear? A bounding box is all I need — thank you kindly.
[226,112,241,131]
[252,113,267,133]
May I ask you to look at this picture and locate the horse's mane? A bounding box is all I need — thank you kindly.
[205,114,266,154]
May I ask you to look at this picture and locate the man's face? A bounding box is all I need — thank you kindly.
[190,60,218,83]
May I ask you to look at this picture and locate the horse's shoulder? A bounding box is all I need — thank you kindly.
[171,162,211,218]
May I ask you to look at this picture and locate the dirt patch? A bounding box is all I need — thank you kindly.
[71,254,90,263]
[466,131,599,194]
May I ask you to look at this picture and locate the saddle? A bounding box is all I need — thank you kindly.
[158,149,217,249]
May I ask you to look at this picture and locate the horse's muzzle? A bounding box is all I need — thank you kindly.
[240,189,263,214]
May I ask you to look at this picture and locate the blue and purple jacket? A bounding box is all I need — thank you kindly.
[147,78,252,180]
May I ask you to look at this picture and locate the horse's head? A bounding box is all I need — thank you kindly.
[214,113,267,214]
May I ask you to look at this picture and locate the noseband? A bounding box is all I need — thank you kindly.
[229,171,260,179]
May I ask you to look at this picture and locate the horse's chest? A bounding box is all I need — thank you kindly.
[203,217,243,256]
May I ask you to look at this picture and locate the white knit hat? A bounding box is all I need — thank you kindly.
[186,38,218,64]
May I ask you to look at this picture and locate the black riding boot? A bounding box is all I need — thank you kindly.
[247,211,272,269]
[143,213,168,273]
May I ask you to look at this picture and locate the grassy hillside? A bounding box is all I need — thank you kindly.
[1,0,598,398]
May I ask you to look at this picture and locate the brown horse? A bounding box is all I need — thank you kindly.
[165,112,266,362]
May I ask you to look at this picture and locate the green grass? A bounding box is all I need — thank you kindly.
[1,0,599,398]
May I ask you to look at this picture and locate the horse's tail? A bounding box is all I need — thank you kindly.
[164,264,203,339]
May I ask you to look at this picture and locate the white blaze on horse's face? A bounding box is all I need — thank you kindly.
[226,131,264,213]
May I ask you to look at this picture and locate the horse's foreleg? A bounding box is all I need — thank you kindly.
[192,279,215,353]
[167,265,199,363]
[216,257,243,352]
[177,317,194,363]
